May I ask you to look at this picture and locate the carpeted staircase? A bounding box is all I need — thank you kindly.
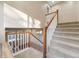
[0,43,2,58]
[48,22,79,58]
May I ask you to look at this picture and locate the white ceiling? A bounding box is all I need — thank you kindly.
[5,1,48,21]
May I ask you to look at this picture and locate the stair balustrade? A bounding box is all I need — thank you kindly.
[5,10,58,58]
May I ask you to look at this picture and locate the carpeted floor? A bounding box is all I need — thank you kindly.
[14,47,43,58]
[0,44,2,58]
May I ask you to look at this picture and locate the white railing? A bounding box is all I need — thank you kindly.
[7,32,28,56]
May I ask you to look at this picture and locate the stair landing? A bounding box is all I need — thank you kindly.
[0,43,2,58]
[14,47,43,58]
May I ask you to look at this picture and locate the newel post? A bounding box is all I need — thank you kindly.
[43,27,47,58]
[28,32,31,47]
[57,10,59,24]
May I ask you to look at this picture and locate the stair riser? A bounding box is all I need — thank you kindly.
[48,47,74,58]
[58,25,79,28]
[48,22,79,58]
[58,22,79,26]
[54,31,79,35]
[50,41,79,57]
[55,29,79,32]
[51,41,79,53]
[52,36,79,45]
[54,33,79,38]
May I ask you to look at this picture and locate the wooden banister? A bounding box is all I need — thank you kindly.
[45,11,57,16]
[43,27,47,58]
[42,10,58,58]
[28,33,31,47]
[46,13,57,29]
[28,29,32,47]
[5,28,43,31]
[57,10,59,24]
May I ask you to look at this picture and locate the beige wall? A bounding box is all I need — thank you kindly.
[52,1,79,23]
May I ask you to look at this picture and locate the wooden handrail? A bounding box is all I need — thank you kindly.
[46,10,58,29]
[45,11,57,16]
[46,13,57,29]
[30,32,43,44]
[5,28,43,31]
[6,32,31,35]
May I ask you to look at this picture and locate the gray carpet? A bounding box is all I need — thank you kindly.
[0,44,2,58]
[14,47,43,58]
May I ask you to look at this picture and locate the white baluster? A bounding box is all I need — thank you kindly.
[23,33,24,49]
[17,34,19,51]
[25,33,26,48]
[15,34,16,53]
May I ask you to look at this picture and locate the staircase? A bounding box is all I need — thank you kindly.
[0,43,2,58]
[48,22,79,58]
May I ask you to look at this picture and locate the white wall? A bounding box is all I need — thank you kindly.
[77,2,79,21]
[4,4,28,28]
[51,2,79,23]
[59,2,79,23]
[0,2,4,58]
[4,3,42,28]
[0,2,4,42]
[5,1,47,27]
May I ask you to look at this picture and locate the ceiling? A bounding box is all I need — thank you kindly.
[5,1,48,21]
[4,1,63,22]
